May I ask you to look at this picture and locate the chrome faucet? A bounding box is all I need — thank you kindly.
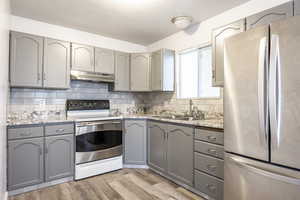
[189,99,193,116]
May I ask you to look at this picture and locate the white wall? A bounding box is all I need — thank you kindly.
[10,16,147,53]
[148,0,291,51]
[0,0,10,199]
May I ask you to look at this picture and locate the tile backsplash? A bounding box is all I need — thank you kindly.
[8,81,146,120]
[8,81,223,121]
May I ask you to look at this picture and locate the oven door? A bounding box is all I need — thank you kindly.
[75,120,122,164]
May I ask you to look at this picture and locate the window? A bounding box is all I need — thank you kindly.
[177,46,220,99]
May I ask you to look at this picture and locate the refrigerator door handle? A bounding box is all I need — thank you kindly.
[269,34,282,149]
[258,37,269,145]
[228,156,300,186]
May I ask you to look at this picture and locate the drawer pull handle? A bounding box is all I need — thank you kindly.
[20,132,32,137]
[56,128,65,133]
[206,184,217,193]
[207,136,217,141]
[207,164,217,171]
[207,149,217,154]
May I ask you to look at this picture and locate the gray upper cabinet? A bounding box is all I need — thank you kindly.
[130,53,151,91]
[124,120,147,165]
[151,49,175,91]
[71,43,94,72]
[8,137,44,190]
[44,38,70,89]
[10,32,43,88]
[114,51,130,91]
[246,2,294,30]
[45,135,74,181]
[95,48,115,74]
[167,125,194,186]
[148,121,167,173]
[212,19,245,87]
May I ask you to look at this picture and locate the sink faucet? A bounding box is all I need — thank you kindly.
[189,99,193,116]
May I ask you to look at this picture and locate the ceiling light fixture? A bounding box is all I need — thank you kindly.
[171,16,193,29]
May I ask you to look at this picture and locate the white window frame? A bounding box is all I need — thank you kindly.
[177,43,221,99]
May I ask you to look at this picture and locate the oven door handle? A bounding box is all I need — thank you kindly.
[76,121,121,127]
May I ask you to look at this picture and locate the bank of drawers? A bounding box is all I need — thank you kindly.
[194,128,224,200]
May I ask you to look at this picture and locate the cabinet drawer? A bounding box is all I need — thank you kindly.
[45,123,74,136]
[194,153,224,179]
[8,126,43,140]
[195,128,223,145]
[194,140,224,159]
[195,170,223,200]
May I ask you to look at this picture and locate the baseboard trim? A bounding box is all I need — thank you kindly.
[123,164,149,169]
[8,176,73,196]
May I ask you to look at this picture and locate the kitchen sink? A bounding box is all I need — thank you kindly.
[151,115,198,121]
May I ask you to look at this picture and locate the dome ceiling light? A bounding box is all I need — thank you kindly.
[171,16,193,29]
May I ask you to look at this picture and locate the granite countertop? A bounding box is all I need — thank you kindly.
[7,114,223,129]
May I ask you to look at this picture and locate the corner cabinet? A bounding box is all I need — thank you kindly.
[114,51,130,91]
[151,49,175,91]
[124,120,147,165]
[10,32,43,88]
[44,39,70,89]
[8,137,44,191]
[130,53,151,91]
[95,48,115,74]
[212,19,245,87]
[71,43,94,72]
[246,2,293,30]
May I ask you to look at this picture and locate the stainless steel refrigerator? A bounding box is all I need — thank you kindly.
[224,15,300,199]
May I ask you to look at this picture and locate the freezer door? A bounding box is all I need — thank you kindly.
[224,153,300,200]
[270,16,300,169]
[224,25,269,161]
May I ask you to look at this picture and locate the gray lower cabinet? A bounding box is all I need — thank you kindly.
[295,0,300,16]
[167,125,193,186]
[10,32,43,88]
[124,120,147,165]
[8,137,44,190]
[45,135,74,181]
[114,51,130,91]
[147,121,167,173]
[246,2,293,30]
[211,19,245,87]
[44,38,70,89]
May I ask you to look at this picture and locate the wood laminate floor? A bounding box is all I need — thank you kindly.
[9,169,204,200]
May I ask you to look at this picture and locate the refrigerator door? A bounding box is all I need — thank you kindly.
[270,16,300,169]
[224,153,300,200]
[224,25,269,161]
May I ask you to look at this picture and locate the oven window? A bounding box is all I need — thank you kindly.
[76,130,122,152]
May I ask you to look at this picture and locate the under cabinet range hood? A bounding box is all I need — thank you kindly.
[71,70,114,83]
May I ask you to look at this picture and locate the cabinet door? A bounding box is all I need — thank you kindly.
[45,135,74,181]
[8,137,44,190]
[295,0,300,16]
[151,50,162,91]
[95,48,114,74]
[71,43,94,72]
[10,32,43,87]
[148,121,167,173]
[124,120,147,165]
[130,53,151,91]
[246,2,293,30]
[167,125,194,186]
[114,51,130,91]
[212,19,245,87]
[44,38,70,89]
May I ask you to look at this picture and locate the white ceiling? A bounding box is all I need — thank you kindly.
[11,0,250,45]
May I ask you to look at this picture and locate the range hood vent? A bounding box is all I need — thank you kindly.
[71,70,114,83]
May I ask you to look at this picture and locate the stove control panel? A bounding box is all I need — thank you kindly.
[66,100,110,111]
